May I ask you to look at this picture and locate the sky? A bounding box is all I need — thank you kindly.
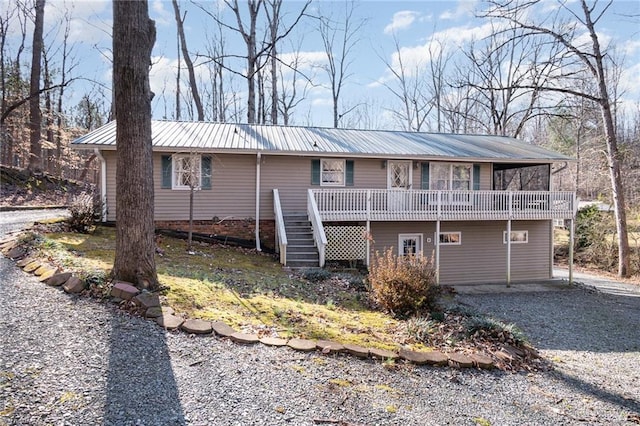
[4,0,640,130]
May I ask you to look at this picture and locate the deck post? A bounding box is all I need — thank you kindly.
[435,220,440,285]
[366,220,371,266]
[506,219,512,287]
[569,218,574,284]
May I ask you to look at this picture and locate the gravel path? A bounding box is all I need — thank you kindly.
[1,210,639,425]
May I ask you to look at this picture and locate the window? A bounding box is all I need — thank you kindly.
[174,155,201,189]
[161,154,212,190]
[438,232,461,245]
[430,163,472,190]
[399,234,423,256]
[321,159,345,186]
[503,230,528,244]
[311,159,353,186]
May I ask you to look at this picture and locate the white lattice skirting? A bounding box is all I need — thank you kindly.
[325,226,367,261]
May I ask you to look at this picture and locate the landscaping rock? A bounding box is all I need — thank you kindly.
[16,257,37,268]
[287,338,317,352]
[133,292,160,309]
[211,321,236,337]
[470,353,494,369]
[447,353,474,368]
[156,314,184,330]
[181,319,213,335]
[62,276,85,294]
[23,261,41,273]
[34,264,51,276]
[399,349,448,366]
[44,272,72,287]
[111,281,140,300]
[343,344,369,358]
[37,267,59,282]
[230,332,260,344]
[6,246,26,259]
[145,306,163,318]
[369,348,399,360]
[162,306,175,315]
[260,337,288,347]
[316,340,345,354]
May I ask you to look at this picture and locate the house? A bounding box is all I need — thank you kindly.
[72,120,576,285]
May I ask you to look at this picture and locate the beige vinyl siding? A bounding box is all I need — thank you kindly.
[104,151,496,222]
[370,220,551,284]
[103,152,256,221]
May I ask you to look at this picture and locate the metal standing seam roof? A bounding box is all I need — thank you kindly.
[71,120,573,163]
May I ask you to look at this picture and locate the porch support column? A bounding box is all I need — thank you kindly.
[569,218,574,284]
[366,220,370,266]
[255,152,262,252]
[506,219,512,287]
[435,220,440,285]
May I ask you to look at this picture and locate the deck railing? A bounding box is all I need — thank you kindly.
[312,189,575,222]
[307,189,327,267]
[273,189,288,265]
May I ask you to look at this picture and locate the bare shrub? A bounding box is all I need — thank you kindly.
[67,193,100,233]
[368,248,439,318]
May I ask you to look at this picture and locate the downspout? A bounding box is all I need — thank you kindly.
[255,152,262,252]
[94,148,107,222]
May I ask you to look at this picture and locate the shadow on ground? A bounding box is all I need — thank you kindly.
[104,311,186,425]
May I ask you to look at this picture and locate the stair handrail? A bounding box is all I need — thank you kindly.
[307,189,327,267]
[273,189,288,265]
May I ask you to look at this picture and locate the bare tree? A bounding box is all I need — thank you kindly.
[277,39,313,125]
[28,0,45,172]
[315,0,365,128]
[172,0,204,121]
[112,0,159,289]
[485,0,631,276]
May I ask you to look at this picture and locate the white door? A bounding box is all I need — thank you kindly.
[387,160,412,210]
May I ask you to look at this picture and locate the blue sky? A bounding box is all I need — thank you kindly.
[5,0,640,130]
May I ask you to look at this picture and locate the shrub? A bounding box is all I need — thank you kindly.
[302,268,332,282]
[368,248,439,318]
[405,316,438,344]
[465,316,527,345]
[67,193,101,233]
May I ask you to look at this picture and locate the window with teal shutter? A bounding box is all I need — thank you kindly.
[201,156,212,190]
[346,160,354,186]
[473,164,480,190]
[311,159,320,185]
[161,155,172,188]
[421,163,430,189]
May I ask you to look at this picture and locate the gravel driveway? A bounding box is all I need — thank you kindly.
[1,210,639,425]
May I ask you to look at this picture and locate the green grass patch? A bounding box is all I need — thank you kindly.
[37,226,406,350]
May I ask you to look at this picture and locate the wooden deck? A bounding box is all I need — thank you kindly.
[311,189,575,222]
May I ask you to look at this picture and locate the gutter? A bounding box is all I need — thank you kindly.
[255,152,262,251]
[94,148,107,222]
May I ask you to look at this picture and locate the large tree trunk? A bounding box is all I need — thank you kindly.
[112,0,159,290]
[28,0,45,172]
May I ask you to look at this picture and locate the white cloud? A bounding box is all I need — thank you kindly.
[439,0,478,21]
[383,10,421,35]
[278,51,328,72]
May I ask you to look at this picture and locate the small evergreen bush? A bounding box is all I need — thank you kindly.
[302,268,331,282]
[368,248,439,318]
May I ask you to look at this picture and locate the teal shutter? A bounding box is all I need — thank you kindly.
[311,159,320,185]
[421,163,430,189]
[201,156,212,190]
[161,155,172,188]
[473,164,480,190]
[345,160,354,186]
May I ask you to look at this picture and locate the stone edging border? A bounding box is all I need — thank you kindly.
[1,232,497,370]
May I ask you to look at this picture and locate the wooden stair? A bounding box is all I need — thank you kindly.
[283,213,319,268]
